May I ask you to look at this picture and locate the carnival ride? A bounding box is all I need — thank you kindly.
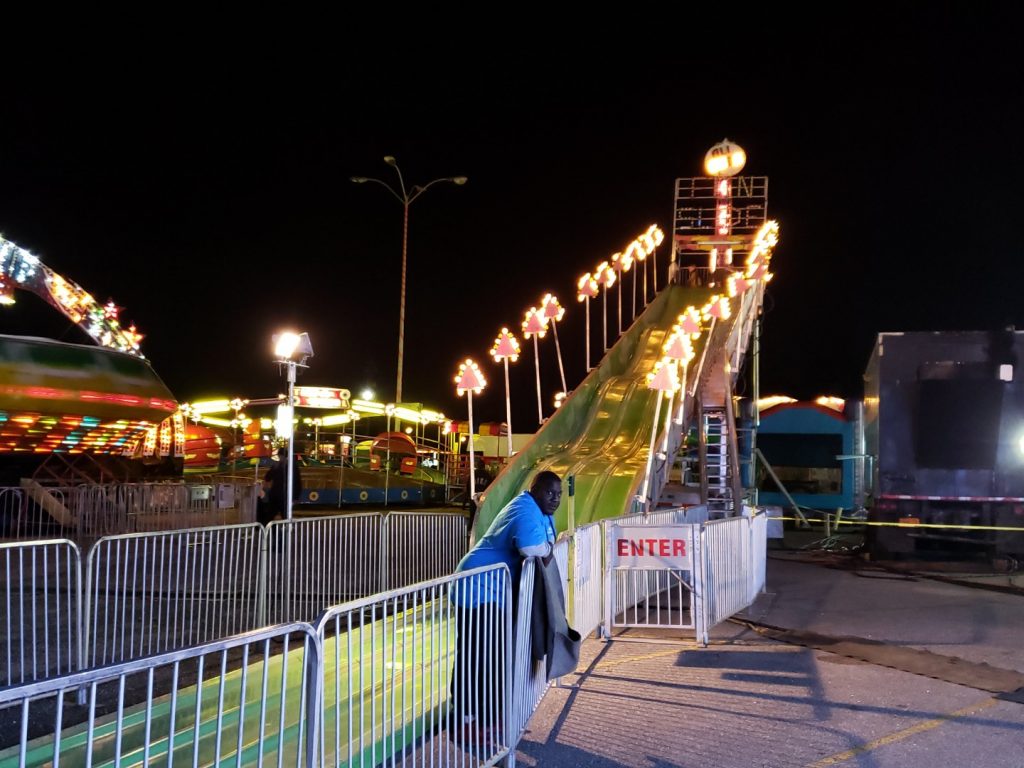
[0,236,183,471]
[179,394,453,505]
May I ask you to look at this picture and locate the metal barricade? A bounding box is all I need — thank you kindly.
[384,511,467,590]
[3,485,78,541]
[603,520,702,637]
[315,564,512,767]
[747,509,768,601]
[83,524,264,668]
[0,487,24,539]
[0,623,321,767]
[75,482,260,538]
[699,516,753,635]
[265,514,383,625]
[568,523,603,638]
[508,558,547,756]
[0,539,81,687]
[552,537,570,601]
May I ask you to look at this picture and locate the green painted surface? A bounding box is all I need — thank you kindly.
[1,604,465,768]
[475,285,714,537]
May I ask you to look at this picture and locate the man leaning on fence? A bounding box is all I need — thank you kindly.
[447,471,560,743]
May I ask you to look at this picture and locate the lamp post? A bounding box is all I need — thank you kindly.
[272,331,313,520]
[454,360,487,502]
[660,327,696,455]
[625,241,641,319]
[522,307,549,426]
[612,250,633,336]
[351,157,467,404]
[576,272,599,372]
[540,293,567,395]
[640,358,680,515]
[595,261,616,352]
[490,328,521,459]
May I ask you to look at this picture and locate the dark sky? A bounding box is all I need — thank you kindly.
[2,18,1022,429]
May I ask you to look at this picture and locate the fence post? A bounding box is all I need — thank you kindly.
[380,513,389,592]
[257,524,269,627]
[695,523,708,646]
[74,542,84,678]
[303,633,323,768]
[601,522,613,640]
[566,532,576,629]
[78,540,96,703]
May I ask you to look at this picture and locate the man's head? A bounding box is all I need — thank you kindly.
[529,471,562,516]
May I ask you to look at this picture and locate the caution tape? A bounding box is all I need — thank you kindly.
[776,516,1024,532]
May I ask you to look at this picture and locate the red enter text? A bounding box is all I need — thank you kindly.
[617,538,687,557]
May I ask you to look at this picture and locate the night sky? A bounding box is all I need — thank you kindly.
[2,19,1022,431]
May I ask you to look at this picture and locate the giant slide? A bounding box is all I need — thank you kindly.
[474,283,718,536]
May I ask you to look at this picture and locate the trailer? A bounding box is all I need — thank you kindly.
[865,330,1024,556]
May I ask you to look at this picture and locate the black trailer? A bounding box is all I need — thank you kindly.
[865,330,1024,556]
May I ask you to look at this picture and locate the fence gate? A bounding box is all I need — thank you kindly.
[603,522,706,640]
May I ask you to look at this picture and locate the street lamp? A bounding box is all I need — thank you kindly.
[272,330,313,520]
[351,156,467,403]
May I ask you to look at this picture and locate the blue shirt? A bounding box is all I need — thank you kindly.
[454,491,557,605]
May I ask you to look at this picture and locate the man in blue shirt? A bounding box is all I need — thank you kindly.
[448,470,562,747]
[456,470,560,601]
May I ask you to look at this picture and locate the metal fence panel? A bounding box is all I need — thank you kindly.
[748,510,768,601]
[316,564,512,767]
[0,488,23,539]
[509,558,547,751]
[570,524,604,638]
[265,515,384,625]
[0,539,81,687]
[83,524,264,668]
[700,516,753,632]
[75,482,259,539]
[0,623,321,767]
[384,512,467,590]
[3,486,78,541]
[603,520,699,634]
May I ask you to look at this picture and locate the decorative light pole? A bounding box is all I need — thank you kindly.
[351,157,467,404]
[612,249,633,336]
[624,241,641,319]
[677,305,703,418]
[639,358,680,515]
[454,359,487,501]
[630,238,647,306]
[540,293,568,396]
[647,225,665,294]
[660,326,696,455]
[595,261,616,352]
[272,331,314,520]
[490,328,521,458]
[522,307,549,426]
[576,272,599,372]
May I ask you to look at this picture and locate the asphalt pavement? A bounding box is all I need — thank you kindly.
[514,553,1024,768]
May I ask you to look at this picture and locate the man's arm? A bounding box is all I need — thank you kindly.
[511,507,553,559]
[518,540,551,558]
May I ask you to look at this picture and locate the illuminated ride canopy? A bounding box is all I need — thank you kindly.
[0,235,144,357]
[0,236,182,457]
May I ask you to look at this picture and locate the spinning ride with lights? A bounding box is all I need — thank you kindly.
[0,235,181,460]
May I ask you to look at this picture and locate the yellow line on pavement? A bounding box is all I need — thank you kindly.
[805,698,999,767]
[595,648,692,669]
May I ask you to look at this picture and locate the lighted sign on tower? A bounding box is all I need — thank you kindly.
[672,139,766,280]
